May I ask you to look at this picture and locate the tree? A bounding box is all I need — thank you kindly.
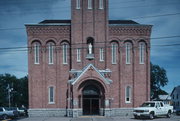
[0,74,28,108]
[151,63,168,100]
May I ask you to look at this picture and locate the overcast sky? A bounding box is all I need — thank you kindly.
[0,0,180,93]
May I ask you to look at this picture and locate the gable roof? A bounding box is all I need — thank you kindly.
[68,64,112,85]
[171,85,180,96]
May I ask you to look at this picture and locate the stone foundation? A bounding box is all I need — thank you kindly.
[28,108,133,117]
[28,108,66,117]
[110,108,133,117]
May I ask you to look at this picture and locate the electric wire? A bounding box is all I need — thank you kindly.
[0,11,180,31]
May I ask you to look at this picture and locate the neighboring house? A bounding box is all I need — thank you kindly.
[171,86,180,111]
[153,95,171,105]
[25,0,152,117]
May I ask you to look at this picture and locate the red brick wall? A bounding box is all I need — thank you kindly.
[26,0,152,110]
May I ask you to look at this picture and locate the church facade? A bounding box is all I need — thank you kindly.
[26,0,152,117]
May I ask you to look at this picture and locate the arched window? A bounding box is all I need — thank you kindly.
[125,43,131,64]
[125,86,131,103]
[48,86,55,104]
[99,0,103,9]
[76,0,80,9]
[139,42,145,64]
[48,42,54,64]
[34,42,40,64]
[63,44,68,64]
[111,43,117,64]
[88,0,92,9]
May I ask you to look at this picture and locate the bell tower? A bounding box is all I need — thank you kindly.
[71,0,109,68]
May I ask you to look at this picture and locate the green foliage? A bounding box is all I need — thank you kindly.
[0,74,28,108]
[151,63,168,100]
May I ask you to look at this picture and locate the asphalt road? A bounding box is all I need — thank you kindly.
[3,114,180,121]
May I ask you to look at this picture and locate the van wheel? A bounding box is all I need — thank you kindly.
[167,111,171,118]
[149,112,154,120]
[134,115,139,119]
[2,114,8,120]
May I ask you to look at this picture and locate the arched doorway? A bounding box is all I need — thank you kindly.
[82,85,100,115]
[78,80,106,116]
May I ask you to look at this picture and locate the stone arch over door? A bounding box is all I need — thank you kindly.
[77,80,106,116]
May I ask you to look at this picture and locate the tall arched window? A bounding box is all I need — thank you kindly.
[63,44,68,64]
[48,42,54,64]
[125,43,131,64]
[125,86,131,103]
[88,0,92,9]
[34,42,40,64]
[111,43,117,64]
[76,0,80,9]
[99,0,103,9]
[48,86,55,104]
[139,42,145,64]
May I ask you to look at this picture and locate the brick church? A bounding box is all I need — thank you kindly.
[26,0,152,117]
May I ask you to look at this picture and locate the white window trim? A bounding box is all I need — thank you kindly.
[125,86,132,104]
[99,48,104,62]
[99,0,104,9]
[63,44,68,64]
[34,43,40,64]
[77,48,81,62]
[88,0,92,9]
[111,43,117,64]
[126,43,131,64]
[76,0,80,9]
[48,86,55,104]
[139,43,145,64]
[48,43,54,64]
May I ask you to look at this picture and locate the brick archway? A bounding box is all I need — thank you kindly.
[78,80,105,116]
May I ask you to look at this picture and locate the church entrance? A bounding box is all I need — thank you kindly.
[82,85,100,115]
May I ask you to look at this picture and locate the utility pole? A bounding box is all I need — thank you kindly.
[7,84,13,108]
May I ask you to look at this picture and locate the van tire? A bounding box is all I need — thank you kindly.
[149,112,154,120]
[167,111,171,118]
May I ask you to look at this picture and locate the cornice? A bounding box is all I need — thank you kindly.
[109,25,152,36]
[26,26,71,36]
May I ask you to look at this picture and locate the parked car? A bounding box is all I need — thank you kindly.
[133,101,173,119]
[0,107,19,120]
[17,107,27,116]
[0,107,8,120]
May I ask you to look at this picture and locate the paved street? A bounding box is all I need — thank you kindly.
[6,114,180,121]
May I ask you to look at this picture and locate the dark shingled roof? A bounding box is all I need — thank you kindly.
[39,19,139,25]
[109,20,139,24]
[39,20,71,24]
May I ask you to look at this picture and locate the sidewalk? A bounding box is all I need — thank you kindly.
[17,116,132,121]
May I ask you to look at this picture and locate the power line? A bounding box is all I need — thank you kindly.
[0,1,179,15]
[132,13,180,19]
[0,35,180,56]
[0,12,180,31]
